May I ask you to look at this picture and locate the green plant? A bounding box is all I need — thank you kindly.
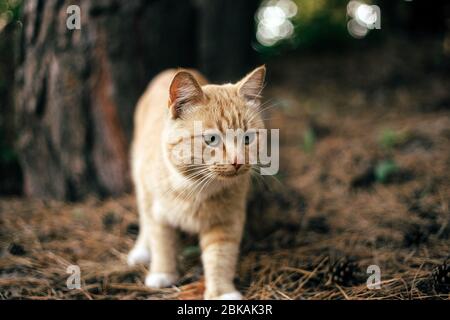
[378,128,407,150]
[302,127,316,153]
[182,245,201,258]
[374,159,399,183]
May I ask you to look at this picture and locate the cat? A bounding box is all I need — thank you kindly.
[127,65,266,300]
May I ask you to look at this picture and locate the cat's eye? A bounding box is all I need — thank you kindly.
[244,132,256,145]
[204,133,221,147]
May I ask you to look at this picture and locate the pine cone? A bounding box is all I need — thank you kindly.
[432,261,450,293]
[327,258,360,286]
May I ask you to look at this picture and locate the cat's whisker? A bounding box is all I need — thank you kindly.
[249,168,266,190]
[169,171,216,212]
[177,167,208,176]
[173,169,214,198]
[249,166,271,189]
[195,172,217,198]
[160,169,211,197]
[246,103,278,120]
[246,99,279,117]
[246,119,271,128]
[180,167,210,179]
[245,103,279,125]
[178,163,209,170]
[177,174,209,199]
[246,96,275,113]
[250,166,284,191]
[165,168,212,195]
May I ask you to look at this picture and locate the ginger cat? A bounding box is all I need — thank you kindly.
[128,66,266,300]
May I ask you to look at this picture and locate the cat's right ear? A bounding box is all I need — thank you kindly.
[237,65,266,103]
[168,71,204,119]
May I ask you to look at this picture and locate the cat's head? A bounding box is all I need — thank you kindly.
[163,66,267,183]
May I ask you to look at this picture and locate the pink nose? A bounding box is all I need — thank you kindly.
[232,158,242,171]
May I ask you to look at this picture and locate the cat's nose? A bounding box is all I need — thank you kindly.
[232,158,242,171]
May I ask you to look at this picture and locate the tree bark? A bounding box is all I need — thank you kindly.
[15,0,197,200]
[0,22,22,196]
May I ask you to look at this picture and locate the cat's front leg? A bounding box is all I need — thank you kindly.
[200,226,243,300]
[145,221,179,288]
[128,186,152,266]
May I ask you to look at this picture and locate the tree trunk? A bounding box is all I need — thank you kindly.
[197,0,259,83]
[15,0,197,200]
[0,22,22,196]
[14,0,258,200]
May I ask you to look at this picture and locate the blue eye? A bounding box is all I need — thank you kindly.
[204,133,221,147]
[244,132,256,145]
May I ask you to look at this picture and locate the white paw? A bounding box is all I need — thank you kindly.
[215,291,243,300]
[127,246,151,266]
[145,273,177,288]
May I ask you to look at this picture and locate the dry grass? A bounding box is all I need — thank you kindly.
[1,39,449,300]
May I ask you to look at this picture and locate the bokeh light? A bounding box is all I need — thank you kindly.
[347,19,369,39]
[256,0,298,47]
[355,4,378,27]
[346,1,380,39]
[0,0,22,33]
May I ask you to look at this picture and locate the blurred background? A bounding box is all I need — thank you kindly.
[1,0,448,200]
[0,0,449,300]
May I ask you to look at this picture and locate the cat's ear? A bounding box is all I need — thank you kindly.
[237,65,266,102]
[168,71,204,119]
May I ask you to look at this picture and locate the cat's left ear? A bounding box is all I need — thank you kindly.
[237,65,266,103]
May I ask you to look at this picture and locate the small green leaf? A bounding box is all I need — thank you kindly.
[72,208,85,220]
[182,245,200,257]
[375,159,399,183]
[379,129,408,150]
[302,128,316,153]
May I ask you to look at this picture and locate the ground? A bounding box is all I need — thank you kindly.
[0,38,449,300]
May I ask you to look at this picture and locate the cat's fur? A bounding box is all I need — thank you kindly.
[128,66,266,299]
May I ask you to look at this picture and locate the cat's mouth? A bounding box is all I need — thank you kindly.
[214,168,250,179]
[217,172,239,178]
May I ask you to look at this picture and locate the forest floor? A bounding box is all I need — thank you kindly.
[1,38,449,300]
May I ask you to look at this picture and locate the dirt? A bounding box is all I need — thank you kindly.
[1,38,449,300]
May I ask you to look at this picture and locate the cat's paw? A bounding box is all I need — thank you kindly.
[127,246,151,266]
[145,272,178,288]
[208,291,243,300]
